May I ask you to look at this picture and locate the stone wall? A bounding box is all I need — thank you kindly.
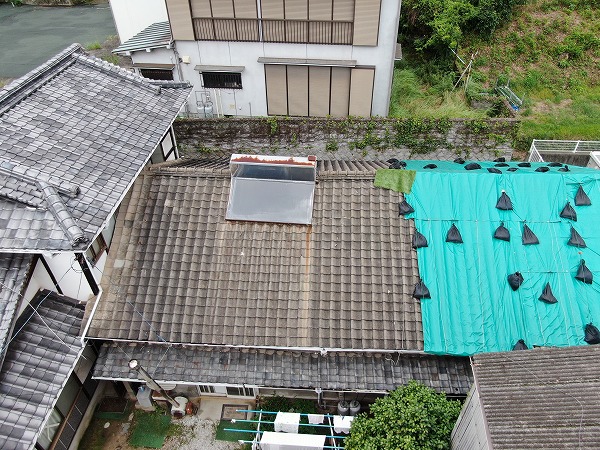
[174,117,520,161]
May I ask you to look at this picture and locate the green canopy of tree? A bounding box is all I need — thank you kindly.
[400,0,526,52]
[344,381,462,450]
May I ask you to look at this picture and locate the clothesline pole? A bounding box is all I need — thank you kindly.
[237,409,339,418]
[224,429,347,439]
[232,418,337,429]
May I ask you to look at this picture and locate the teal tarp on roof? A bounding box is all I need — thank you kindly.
[398,161,600,356]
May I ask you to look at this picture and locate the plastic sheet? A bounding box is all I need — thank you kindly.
[396,161,600,355]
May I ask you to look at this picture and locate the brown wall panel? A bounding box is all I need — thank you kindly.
[329,67,351,117]
[348,68,374,116]
[287,66,309,117]
[234,0,258,18]
[190,0,211,17]
[261,0,285,18]
[166,0,195,40]
[309,0,332,19]
[211,0,234,17]
[353,0,380,46]
[309,66,331,117]
[333,0,354,20]
[285,0,308,19]
[265,65,288,115]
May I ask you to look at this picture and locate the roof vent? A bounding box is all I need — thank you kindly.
[225,154,317,225]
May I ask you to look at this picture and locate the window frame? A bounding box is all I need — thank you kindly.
[202,72,243,89]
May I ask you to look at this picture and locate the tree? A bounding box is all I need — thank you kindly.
[344,380,462,450]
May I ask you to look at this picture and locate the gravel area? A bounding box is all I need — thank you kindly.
[162,417,243,450]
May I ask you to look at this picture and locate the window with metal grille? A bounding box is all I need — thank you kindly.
[139,69,174,81]
[202,72,243,89]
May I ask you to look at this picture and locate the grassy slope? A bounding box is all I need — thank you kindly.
[462,0,600,147]
[390,0,599,150]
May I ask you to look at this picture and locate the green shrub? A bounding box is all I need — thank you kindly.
[345,381,462,450]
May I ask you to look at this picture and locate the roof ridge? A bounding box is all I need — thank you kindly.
[0,44,81,116]
[0,159,80,198]
[36,181,87,247]
[74,53,163,95]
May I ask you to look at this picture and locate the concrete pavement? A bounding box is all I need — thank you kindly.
[0,3,116,78]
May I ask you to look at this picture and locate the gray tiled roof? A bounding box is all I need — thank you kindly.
[0,290,84,450]
[472,346,600,449]
[0,44,191,252]
[89,160,423,351]
[94,343,472,395]
[0,253,33,364]
[113,22,172,54]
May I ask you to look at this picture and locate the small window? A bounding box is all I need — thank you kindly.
[198,384,215,394]
[226,386,255,397]
[139,69,174,81]
[202,72,243,89]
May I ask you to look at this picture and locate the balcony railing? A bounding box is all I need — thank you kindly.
[193,18,353,45]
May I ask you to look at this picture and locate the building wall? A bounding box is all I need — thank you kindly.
[126,0,400,116]
[110,0,169,42]
[451,386,491,450]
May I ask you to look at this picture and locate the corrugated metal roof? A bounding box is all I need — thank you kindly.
[94,343,472,395]
[0,290,85,449]
[113,21,172,54]
[0,44,191,252]
[472,346,600,449]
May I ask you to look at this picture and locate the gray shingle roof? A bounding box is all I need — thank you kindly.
[0,290,84,450]
[88,160,423,351]
[0,253,33,364]
[113,22,172,54]
[94,343,472,395]
[0,44,191,253]
[472,346,600,449]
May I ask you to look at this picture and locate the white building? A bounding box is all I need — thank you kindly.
[110,0,402,117]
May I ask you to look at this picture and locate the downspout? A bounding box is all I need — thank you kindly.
[171,41,190,115]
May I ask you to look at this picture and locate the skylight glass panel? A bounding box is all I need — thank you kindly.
[226,154,316,225]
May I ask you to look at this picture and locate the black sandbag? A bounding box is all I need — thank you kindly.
[488,168,502,174]
[518,162,531,167]
[423,163,437,169]
[413,279,431,299]
[507,272,524,291]
[575,259,593,284]
[446,224,463,243]
[547,162,563,167]
[512,339,528,350]
[389,160,407,169]
[575,185,591,206]
[495,162,509,167]
[539,282,558,304]
[522,224,539,245]
[387,158,399,164]
[560,201,577,221]
[535,166,550,172]
[496,191,513,210]
[507,167,518,172]
[398,200,415,216]
[494,223,510,241]
[412,230,428,249]
[465,163,481,170]
[558,166,570,172]
[584,323,600,345]
[568,226,586,248]
[453,157,465,164]
[493,157,506,162]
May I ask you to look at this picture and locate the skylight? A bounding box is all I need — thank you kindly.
[225,154,317,225]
